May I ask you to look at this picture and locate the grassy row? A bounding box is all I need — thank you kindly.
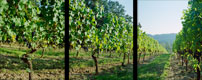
[0,47,65,70]
[93,64,133,80]
[69,50,133,80]
[160,54,173,79]
[69,56,123,69]
[0,48,26,57]
[138,54,171,80]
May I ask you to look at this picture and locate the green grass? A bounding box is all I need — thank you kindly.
[138,54,171,80]
[160,54,173,79]
[69,57,122,69]
[0,48,26,57]
[69,49,133,59]
[69,50,133,69]
[0,45,64,79]
[0,47,64,58]
[0,46,65,70]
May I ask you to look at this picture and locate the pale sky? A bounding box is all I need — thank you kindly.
[138,0,188,35]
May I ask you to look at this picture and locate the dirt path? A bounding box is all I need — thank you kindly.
[0,69,64,80]
[138,53,200,80]
[164,54,196,80]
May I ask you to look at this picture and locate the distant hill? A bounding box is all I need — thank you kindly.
[147,33,177,53]
[148,33,176,44]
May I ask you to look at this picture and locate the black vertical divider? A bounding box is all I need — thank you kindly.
[65,0,69,80]
[134,0,138,80]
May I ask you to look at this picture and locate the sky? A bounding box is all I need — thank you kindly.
[138,0,188,35]
[110,0,133,18]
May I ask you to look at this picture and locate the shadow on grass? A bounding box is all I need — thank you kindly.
[138,54,170,80]
[0,54,64,70]
[88,63,133,80]
[138,56,155,65]
[69,56,124,70]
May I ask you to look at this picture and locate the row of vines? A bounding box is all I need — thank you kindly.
[137,23,168,63]
[69,0,133,75]
[0,0,64,80]
[172,0,202,80]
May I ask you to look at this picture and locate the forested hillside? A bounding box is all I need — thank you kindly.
[148,33,176,53]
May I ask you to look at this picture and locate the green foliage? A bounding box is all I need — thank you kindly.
[138,54,171,80]
[84,0,132,23]
[69,0,133,54]
[0,0,65,49]
[172,0,202,74]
